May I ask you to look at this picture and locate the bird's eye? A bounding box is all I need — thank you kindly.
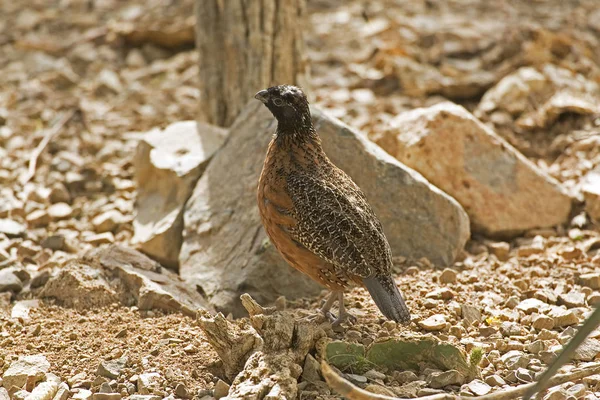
[273,98,284,106]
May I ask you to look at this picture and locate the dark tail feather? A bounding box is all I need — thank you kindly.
[363,275,411,324]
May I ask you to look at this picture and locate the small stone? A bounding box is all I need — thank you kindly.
[566,383,586,398]
[589,292,600,305]
[92,211,124,233]
[174,383,190,399]
[26,210,50,227]
[127,397,160,400]
[41,235,66,251]
[504,296,520,309]
[302,354,321,383]
[425,288,454,300]
[30,271,51,289]
[92,394,121,400]
[364,384,396,396]
[54,383,70,400]
[346,374,367,384]
[439,268,457,284]
[0,219,25,237]
[468,379,491,396]
[517,298,549,314]
[558,292,586,308]
[573,339,600,361]
[488,242,510,261]
[85,232,115,245]
[2,355,50,389]
[137,373,161,395]
[213,379,229,399]
[580,273,600,289]
[73,389,93,400]
[514,367,534,382]
[427,370,464,389]
[393,370,418,384]
[500,350,530,370]
[484,374,505,387]
[98,382,113,393]
[532,314,555,330]
[518,245,544,257]
[548,306,579,327]
[461,304,481,325]
[526,340,546,354]
[47,203,73,220]
[97,357,127,379]
[419,314,447,331]
[0,269,23,293]
[49,183,71,204]
[364,370,386,381]
[543,387,567,400]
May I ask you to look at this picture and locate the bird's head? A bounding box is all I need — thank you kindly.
[254,85,312,132]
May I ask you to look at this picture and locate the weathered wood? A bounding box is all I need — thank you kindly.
[195,0,309,127]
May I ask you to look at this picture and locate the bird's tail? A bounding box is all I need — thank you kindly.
[363,275,411,324]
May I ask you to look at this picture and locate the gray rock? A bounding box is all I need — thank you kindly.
[137,373,161,395]
[301,354,321,383]
[500,350,529,370]
[558,291,586,308]
[133,121,227,270]
[91,245,211,316]
[376,102,572,236]
[174,383,190,399]
[467,379,491,396]
[573,339,600,361]
[2,354,50,389]
[97,357,127,379]
[484,374,505,387]
[40,235,66,251]
[213,379,230,399]
[181,103,469,315]
[461,304,481,325]
[0,269,22,293]
[30,270,51,289]
[427,370,465,389]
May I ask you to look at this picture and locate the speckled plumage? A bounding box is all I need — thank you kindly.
[255,85,411,324]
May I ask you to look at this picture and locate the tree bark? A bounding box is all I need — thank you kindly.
[195,0,309,127]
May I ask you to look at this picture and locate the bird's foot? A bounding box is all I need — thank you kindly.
[329,310,357,328]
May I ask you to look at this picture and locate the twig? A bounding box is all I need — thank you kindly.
[321,361,600,400]
[21,109,76,184]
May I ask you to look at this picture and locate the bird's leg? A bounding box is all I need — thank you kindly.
[330,292,357,327]
[319,291,339,321]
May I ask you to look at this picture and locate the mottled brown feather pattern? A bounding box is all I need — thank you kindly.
[255,85,411,323]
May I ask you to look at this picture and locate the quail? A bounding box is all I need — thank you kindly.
[255,84,411,325]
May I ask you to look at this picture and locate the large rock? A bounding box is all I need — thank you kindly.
[180,102,469,316]
[132,121,227,270]
[2,355,50,389]
[374,102,572,236]
[582,166,600,222]
[40,246,210,315]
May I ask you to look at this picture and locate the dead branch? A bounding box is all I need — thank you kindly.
[321,361,600,400]
[21,109,76,184]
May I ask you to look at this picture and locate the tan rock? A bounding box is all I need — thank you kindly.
[548,306,579,327]
[439,268,457,284]
[180,103,469,316]
[85,232,114,245]
[133,121,226,270]
[487,241,510,261]
[26,210,50,227]
[376,102,572,236]
[419,314,447,331]
[92,210,124,233]
[47,203,74,221]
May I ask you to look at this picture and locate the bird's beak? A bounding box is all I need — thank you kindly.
[254,90,269,104]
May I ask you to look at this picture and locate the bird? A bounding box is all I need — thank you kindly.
[255,84,411,326]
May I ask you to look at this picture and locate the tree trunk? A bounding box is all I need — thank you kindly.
[195,0,309,127]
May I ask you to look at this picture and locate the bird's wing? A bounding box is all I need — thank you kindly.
[285,170,392,278]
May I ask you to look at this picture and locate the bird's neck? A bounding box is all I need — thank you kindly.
[274,122,321,149]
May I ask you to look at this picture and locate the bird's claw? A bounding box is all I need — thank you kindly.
[330,311,357,328]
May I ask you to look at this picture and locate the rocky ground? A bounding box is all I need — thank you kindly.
[1,0,600,399]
